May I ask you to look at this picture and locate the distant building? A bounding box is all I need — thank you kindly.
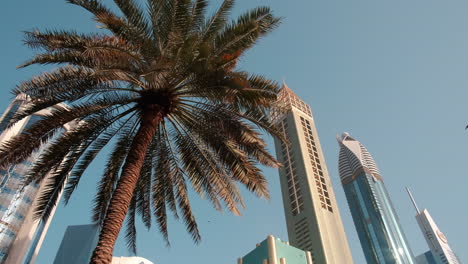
[337,133,415,264]
[415,251,437,264]
[112,256,154,264]
[0,95,67,264]
[271,84,353,264]
[407,188,461,264]
[237,235,312,264]
[53,224,99,264]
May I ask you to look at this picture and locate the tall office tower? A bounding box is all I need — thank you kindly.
[54,224,100,264]
[0,95,64,264]
[271,84,353,264]
[337,133,415,264]
[406,188,461,264]
[237,235,313,264]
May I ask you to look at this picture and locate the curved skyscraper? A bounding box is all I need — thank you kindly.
[337,133,414,264]
[271,84,353,264]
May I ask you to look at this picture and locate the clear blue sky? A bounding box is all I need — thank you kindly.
[1,0,467,263]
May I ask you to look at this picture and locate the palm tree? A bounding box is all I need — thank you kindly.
[0,0,281,263]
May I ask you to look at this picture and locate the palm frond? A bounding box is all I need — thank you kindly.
[92,121,137,223]
[202,0,234,42]
[135,139,154,230]
[0,95,136,169]
[64,114,138,204]
[214,6,281,56]
[125,195,138,254]
[113,0,152,39]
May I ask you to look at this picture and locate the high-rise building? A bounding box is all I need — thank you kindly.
[237,235,313,264]
[337,133,415,264]
[406,188,460,264]
[271,84,353,264]
[0,95,65,264]
[53,224,100,264]
[415,251,438,264]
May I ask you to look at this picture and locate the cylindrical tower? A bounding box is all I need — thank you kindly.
[337,133,414,264]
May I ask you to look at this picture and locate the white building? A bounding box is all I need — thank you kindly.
[112,256,154,264]
[407,188,461,264]
[271,84,353,264]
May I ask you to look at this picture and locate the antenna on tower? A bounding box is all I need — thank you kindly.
[406,187,420,214]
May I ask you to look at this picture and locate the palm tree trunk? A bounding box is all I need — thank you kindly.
[90,106,163,264]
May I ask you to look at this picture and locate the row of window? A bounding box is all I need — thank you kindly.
[294,218,313,252]
[284,91,312,117]
[280,120,304,216]
[300,117,333,213]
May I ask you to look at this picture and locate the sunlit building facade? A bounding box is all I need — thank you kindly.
[407,188,461,264]
[337,133,414,264]
[0,95,63,263]
[112,256,154,264]
[237,235,313,264]
[271,84,353,264]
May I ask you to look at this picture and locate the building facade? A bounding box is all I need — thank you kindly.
[238,235,313,264]
[415,251,438,264]
[0,95,63,263]
[337,133,414,264]
[271,84,353,264]
[407,188,461,264]
[112,256,154,264]
[53,224,100,264]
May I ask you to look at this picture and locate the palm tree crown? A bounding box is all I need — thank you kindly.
[0,0,281,263]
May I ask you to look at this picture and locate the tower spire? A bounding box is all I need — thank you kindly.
[406,187,420,214]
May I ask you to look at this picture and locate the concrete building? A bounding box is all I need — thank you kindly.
[271,84,353,264]
[53,224,99,264]
[337,133,415,264]
[237,235,313,264]
[0,95,65,263]
[407,188,461,264]
[112,256,154,264]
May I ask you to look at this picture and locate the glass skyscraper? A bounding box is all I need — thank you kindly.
[271,84,353,264]
[0,95,63,263]
[337,133,415,264]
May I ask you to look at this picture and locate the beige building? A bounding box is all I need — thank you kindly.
[271,84,353,264]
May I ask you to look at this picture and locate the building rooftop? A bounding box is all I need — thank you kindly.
[271,83,312,123]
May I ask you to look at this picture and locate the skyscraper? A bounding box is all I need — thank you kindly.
[53,224,100,264]
[406,188,460,264]
[337,133,415,264]
[0,95,65,263]
[271,84,353,264]
[237,235,313,264]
